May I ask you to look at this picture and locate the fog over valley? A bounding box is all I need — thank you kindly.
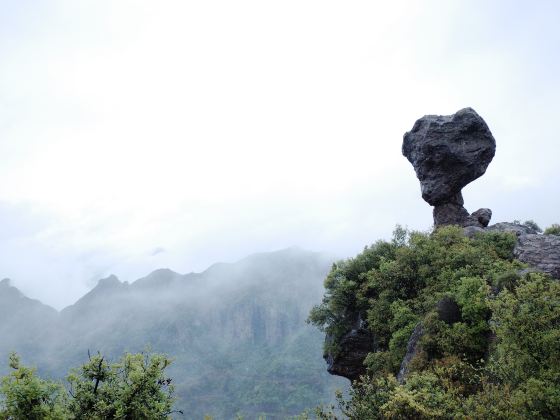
[1,1,559,308]
[0,247,348,418]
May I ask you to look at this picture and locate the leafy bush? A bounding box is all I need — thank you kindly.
[0,351,179,419]
[522,220,543,233]
[544,223,560,236]
[0,353,68,419]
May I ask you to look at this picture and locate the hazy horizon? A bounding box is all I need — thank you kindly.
[2,245,334,311]
[1,0,559,308]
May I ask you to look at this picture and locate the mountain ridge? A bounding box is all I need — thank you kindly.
[0,246,346,419]
[1,247,332,312]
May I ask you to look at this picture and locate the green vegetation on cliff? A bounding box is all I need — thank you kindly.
[309,226,560,418]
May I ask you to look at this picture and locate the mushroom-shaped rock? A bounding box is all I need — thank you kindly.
[403,108,496,227]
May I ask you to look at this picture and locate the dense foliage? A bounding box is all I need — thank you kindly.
[309,226,560,418]
[0,353,68,419]
[0,352,177,420]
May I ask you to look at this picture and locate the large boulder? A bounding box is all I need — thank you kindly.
[403,108,496,227]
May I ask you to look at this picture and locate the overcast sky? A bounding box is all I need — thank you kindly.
[1,0,559,309]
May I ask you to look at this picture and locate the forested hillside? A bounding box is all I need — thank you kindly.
[0,248,347,419]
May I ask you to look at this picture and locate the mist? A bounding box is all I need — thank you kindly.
[0,247,348,418]
[1,1,559,308]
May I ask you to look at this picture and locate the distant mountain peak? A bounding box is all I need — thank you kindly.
[148,268,179,277]
[0,278,23,298]
[131,268,182,289]
[0,278,57,317]
[97,274,120,286]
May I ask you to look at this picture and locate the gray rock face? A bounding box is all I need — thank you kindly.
[433,201,470,226]
[403,108,496,227]
[487,222,538,236]
[514,234,560,279]
[463,225,484,238]
[397,323,423,383]
[324,315,375,382]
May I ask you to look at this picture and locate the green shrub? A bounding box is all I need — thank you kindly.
[0,351,179,419]
[544,223,560,236]
[523,220,543,233]
[0,353,68,419]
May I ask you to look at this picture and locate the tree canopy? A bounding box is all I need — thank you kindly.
[0,351,179,420]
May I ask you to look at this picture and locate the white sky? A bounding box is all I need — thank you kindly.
[1,0,559,309]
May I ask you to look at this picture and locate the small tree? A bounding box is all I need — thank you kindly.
[0,353,68,420]
[523,220,542,233]
[1,351,181,419]
[67,351,180,419]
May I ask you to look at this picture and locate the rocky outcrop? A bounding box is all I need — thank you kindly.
[402,107,559,278]
[403,108,496,227]
[324,315,375,382]
[396,323,423,383]
[323,107,559,386]
[471,208,492,227]
[487,222,539,236]
[514,234,560,279]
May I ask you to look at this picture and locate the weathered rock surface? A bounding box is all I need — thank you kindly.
[324,315,375,382]
[397,323,423,383]
[402,108,496,206]
[514,234,560,279]
[403,108,496,227]
[433,201,470,226]
[471,208,492,227]
[487,222,538,236]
